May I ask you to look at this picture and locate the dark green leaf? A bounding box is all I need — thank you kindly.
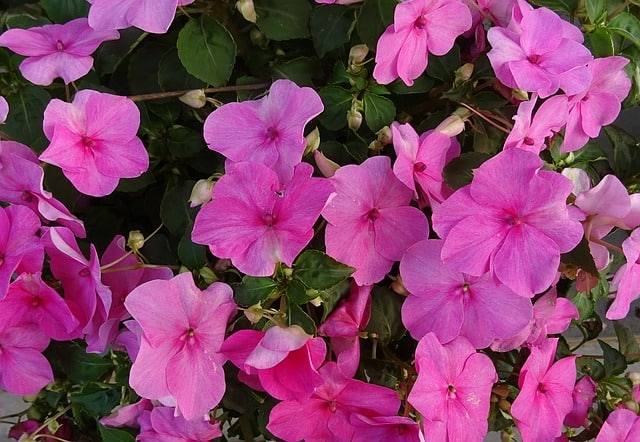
[285,279,313,304]
[585,0,607,24]
[604,125,640,180]
[70,383,121,416]
[45,342,112,384]
[310,6,354,58]
[5,13,51,28]
[116,171,156,193]
[576,356,605,380]
[363,92,395,132]
[387,76,434,94]
[159,181,199,236]
[364,286,404,341]
[294,250,355,290]
[529,0,578,13]
[98,425,136,442]
[41,0,90,23]
[177,16,236,86]
[443,152,491,190]
[178,228,207,269]
[128,42,166,94]
[158,48,206,92]
[600,376,633,398]
[561,236,598,276]
[608,12,640,48]
[622,48,640,107]
[320,279,351,321]
[318,86,352,130]
[271,57,320,87]
[572,292,595,320]
[287,302,317,335]
[473,91,508,110]
[613,321,640,363]
[233,276,279,307]
[426,45,461,82]
[94,28,146,76]
[3,85,49,151]
[598,339,627,377]
[254,0,312,41]
[168,126,206,158]
[357,0,396,48]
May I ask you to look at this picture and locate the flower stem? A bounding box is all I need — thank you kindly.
[128,83,270,102]
[459,102,512,134]
[588,236,624,255]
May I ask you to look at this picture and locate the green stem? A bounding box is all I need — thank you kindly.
[128,83,270,102]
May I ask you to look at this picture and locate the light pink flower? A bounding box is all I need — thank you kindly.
[40,90,149,197]
[563,56,631,153]
[0,18,118,86]
[512,338,577,441]
[323,156,429,285]
[374,0,472,86]
[87,0,194,34]
[432,148,583,297]
[125,272,236,420]
[408,333,497,442]
[192,161,333,277]
[203,79,323,182]
[0,96,7,123]
[597,408,640,441]
[607,228,640,320]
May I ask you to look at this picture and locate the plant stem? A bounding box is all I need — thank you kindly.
[588,236,624,255]
[30,405,71,439]
[460,102,512,134]
[128,83,270,102]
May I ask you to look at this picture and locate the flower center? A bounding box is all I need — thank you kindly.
[523,137,535,146]
[367,208,381,221]
[414,15,428,29]
[21,191,36,203]
[328,400,337,413]
[527,54,541,65]
[81,136,95,148]
[447,384,457,399]
[31,296,42,308]
[56,40,64,52]
[79,268,91,277]
[506,215,523,227]
[266,127,279,140]
[537,382,548,393]
[0,254,4,267]
[263,213,276,227]
[414,162,427,173]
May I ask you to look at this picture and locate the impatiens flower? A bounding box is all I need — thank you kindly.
[0,140,85,237]
[125,272,236,420]
[408,333,497,442]
[193,162,333,277]
[349,414,421,442]
[322,156,429,285]
[0,96,8,123]
[607,228,640,320]
[504,94,568,153]
[137,405,222,442]
[401,239,532,348]
[87,0,194,34]
[373,0,472,86]
[511,338,577,442]
[40,89,149,197]
[203,79,324,182]
[267,361,402,441]
[487,5,592,97]
[391,122,460,207]
[596,408,640,441]
[432,148,583,297]
[564,375,597,428]
[563,56,631,153]
[0,18,118,86]
[221,325,326,400]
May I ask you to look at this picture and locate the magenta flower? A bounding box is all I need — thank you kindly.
[432,148,583,297]
[0,18,118,86]
[373,0,472,86]
[564,375,597,428]
[607,228,640,320]
[125,272,236,420]
[400,239,532,348]
[203,79,323,182]
[323,156,429,285]
[596,408,640,442]
[349,414,421,442]
[511,338,577,441]
[408,333,497,442]
[40,90,149,197]
[487,5,592,97]
[391,122,460,207]
[87,0,194,34]
[193,161,333,277]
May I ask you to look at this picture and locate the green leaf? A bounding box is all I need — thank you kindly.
[178,227,207,269]
[387,76,434,94]
[285,279,313,304]
[443,152,491,190]
[127,41,166,94]
[70,383,121,417]
[608,12,640,48]
[177,16,236,87]
[98,425,136,442]
[158,48,206,92]
[159,181,199,236]
[357,0,396,48]
[5,13,51,28]
[319,279,351,321]
[287,301,317,335]
[572,292,595,321]
[577,356,605,380]
[294,250,355,290]
[310,6,354,58]
[613,321,640,363]
[168,126,206,158]
[254,0,312,41]
[93,28,146,76]
[271,57,320,87]
[623,47,640,107]
[363,92,395,132]
[3,85,49,151]
[560,236,598,276]
[41,0,90,23]
[116,171,156,193]
[233,276,279,307]
[45,342,113,384]
[529,0,578,13]
[598,339,627,377]
[585,0,607,24]
[364,286,405,341]
[318,86,352,130]
[426,45,461,82]
[576,312,603,342]
[604,125,640,180]
[600,376,633,398]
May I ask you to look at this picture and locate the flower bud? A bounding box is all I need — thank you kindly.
[244,303,263,324]
[236,0,257,22]
[454,63,474,83]
[127,230,145,252]
[199,266,218,285]
[628,372,640,386]
[511,88,529,102]
[347,109,362,131]
[178,89,206,109]
[561,167,591,196]
[376,126,392,145]
[313,150,340,178]
[304,127,321,156]
[0,96,8,124]
[309,296,323,307]
[623,400,640,414]
[189,179,214,208]
[250,28,268,49]
[349,44,369,66]
[390,274,409,296]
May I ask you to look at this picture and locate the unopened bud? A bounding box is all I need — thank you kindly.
[435,115,466,137]
[309,296,323,307]
[629,372,640,386]
[376,126,392,145]
[623,400,640,413]
[497,398,511,412]
[313,150,340,178]
[455,63,474,83]
[349,44,369,66]
[236,0,257,22]
[178,89,206,109]
[128,230,145,251]
[199,266,218,285]
[304,127,321,156]
[189,179,214,208]
[250,28,268,49]
[347,109,362,131]
[511,88,529,102]
[561,167,591,196]
[390,274,409,296]
[244,303,263,324]
[0,96,8,124]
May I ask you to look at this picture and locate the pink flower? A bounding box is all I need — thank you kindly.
[487,5,592,97]
[432,148,583,297]
[203,79,323,182]
[564,375,597,428]
[0,18,118,86]
[373,0,472,86]
[125,272,236,420]
[563,56,631,153]
[401,239,532,348]
[192,161,333,277]
[408,333,497,442]
[349,414,421,442]
[391,122,460,207]
[511,338,577,441]
[137,406,222,442]
[87,0,194,34]
[0,96,8,123]
[596,408,640,441]
[607,228,640,320]
[322,156,429,285]
[40,90,149,197]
